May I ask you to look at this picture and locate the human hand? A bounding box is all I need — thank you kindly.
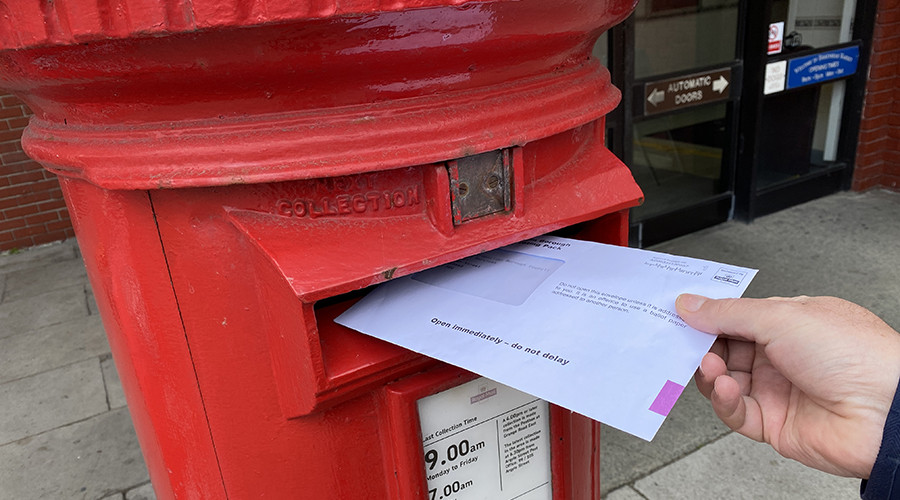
[675,294,900,479]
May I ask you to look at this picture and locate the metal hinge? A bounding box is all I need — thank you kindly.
[448,149,512,225]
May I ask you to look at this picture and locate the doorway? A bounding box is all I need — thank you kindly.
[599,0,876,247]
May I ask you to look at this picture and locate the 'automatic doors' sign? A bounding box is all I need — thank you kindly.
[786,45,859,90]
[643,68,732,116]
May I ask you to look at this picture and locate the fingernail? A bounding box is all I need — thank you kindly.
[678,293,707,313]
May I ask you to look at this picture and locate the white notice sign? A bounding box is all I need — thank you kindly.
[418,378,551,500]
[765,60,787,95]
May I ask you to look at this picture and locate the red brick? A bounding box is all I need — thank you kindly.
[853,165,881,178]
[0,197,23,211]
[0,189,59,209]
[0,162,40,177]
[856,160,884,174]
[0,181,57,200]
[0,151,29,165]
[884,150,900,165]
[864,100,893,120]
[12,225,46,239]
[37,198,67,212]
[0,129,28,143]
[865,77,897,94]
[852,176,876,191]
[889,112,900,128]
[857,137,890,157]
[0,106,24,120]
[875,32,900,52]
[0,218,26,232]
[868,60,898,80]
[859,126,888,145]
[861,113,891,131]
[878,6,900,24]
[31,230,70,246]
[25,211,58,225]
[1,202,41,219]
[0,141,23,155]
[0,184,33,198]
[6,170,45,185]
[1,237,40,251]
[857,148,885,165]
[0,95,23,108]
[47,219,73,232]
[867,51,886,69]
[7,116,30,130]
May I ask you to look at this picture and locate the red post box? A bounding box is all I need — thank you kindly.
[0,0,641,497]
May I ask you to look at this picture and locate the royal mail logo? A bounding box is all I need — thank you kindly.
[470,388,497,404]
[712,268,747,286]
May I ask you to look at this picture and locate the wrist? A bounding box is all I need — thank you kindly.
[860,376,900,499]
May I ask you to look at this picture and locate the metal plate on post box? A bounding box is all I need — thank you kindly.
[418,377,551,500]
[449,150,512,225]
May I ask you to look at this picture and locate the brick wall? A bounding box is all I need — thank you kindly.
[853,0,900,191]
[0,94,74,251]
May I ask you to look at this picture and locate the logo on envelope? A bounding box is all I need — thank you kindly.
[712,267,747,286]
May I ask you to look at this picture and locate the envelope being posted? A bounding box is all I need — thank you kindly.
[335,236,757,440]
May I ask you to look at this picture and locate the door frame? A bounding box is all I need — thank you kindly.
[604,1,749,247]
[734,0,877,220]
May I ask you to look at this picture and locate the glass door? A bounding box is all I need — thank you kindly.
[603,0,746,247]
[735,0,875,219]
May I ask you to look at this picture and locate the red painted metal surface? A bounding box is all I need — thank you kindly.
[0,0,640,498]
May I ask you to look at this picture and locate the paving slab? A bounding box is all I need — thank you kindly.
[632,432,860,499]
[0,315,109,384]
[606,485,645,500]
[0,407,148,499]
[101,355,128,410]
[600,379,730,495]
[2,259,89,303]
[0,358,108,445]
[0,240,79,274]
[87,285,100,316]
[125,482,157,500]
[0,285,90,339]
[653,189,900,328]
[602,190,900,497]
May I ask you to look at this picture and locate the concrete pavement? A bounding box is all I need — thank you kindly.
[1,188,897,499]
[603,188,900,499]
[0,240,153,499]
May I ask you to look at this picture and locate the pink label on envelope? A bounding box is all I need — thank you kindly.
[649,380,684,416]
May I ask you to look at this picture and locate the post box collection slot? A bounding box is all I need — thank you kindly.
[313,287,425,384]
[222,123,642,419]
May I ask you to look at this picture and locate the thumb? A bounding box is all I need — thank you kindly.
[675,294,782,345]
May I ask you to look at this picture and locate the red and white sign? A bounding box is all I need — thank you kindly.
[768,21,784,55]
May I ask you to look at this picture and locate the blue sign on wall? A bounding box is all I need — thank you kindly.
[786,45,859,90]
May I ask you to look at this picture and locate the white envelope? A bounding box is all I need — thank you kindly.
[336,236,756,440]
